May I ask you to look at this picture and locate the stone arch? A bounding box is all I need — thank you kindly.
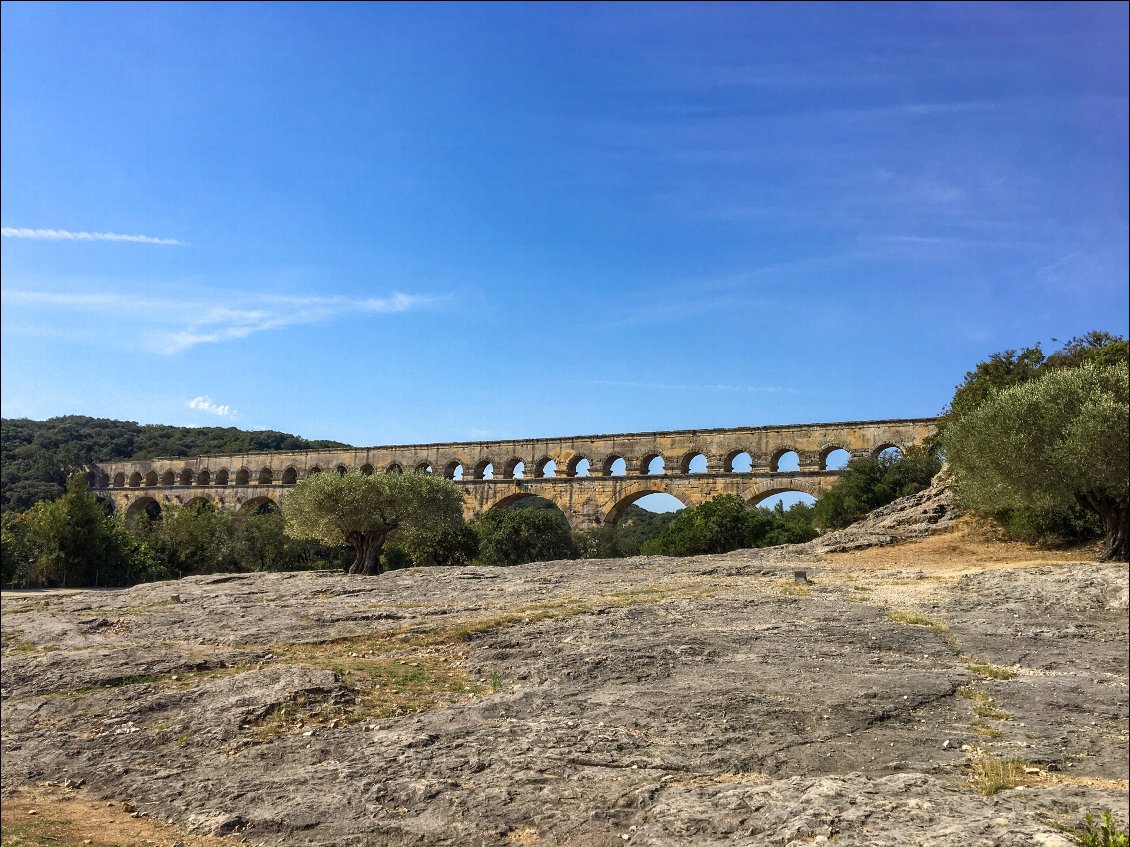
[727,447,754,474]
[128,472,142,487]
[307,466,322,476]
[602,455,627,477]
[483,490,570,518]
[747,481,823,507]
[360,463,374,476]
[472,459,494,480]
[215,468,230,486]
[872,443,905,460]
[183,496,214,512]
[179,468,194,486]
[770,448,800,473]
[335,464,348,476]
[385,463,403,474]
[443,460,465,480]
[641,453,666,475]
[604,487,691,526]
[145,471,159,487]
[820,446,851,470]
[160,469,176,487]
[235,468,251,486]
[281,467,298,485]
[113,472,126,488]
[197,469,212,486]
[534,457,556,478]
[238,495,279,516]
[566,455,591,478]
[126,496,162,522]
[415,462,433,474]
[502,458,525,479]
[678,451,707,474]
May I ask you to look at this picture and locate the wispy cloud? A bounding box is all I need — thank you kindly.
[585,379,796,394]
[0,289,433,353]
[2,227,183,245]
[187,396,235,417]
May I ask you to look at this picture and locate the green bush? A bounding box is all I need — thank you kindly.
[643,495,775,556]
[812,445,941,530]
[473,508,578,566]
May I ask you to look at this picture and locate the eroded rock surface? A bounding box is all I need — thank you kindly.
[3,497,1127,846]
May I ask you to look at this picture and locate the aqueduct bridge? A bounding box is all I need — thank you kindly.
[92,418,937,531]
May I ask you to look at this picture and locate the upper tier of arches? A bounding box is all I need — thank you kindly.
[103,440,901,489]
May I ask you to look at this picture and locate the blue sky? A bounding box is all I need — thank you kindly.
[3,2,1127,449]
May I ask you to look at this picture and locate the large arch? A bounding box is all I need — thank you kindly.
[125,496,162,522]
[604,487,691,526]
[746,480,823,507]
[238,495,279,517]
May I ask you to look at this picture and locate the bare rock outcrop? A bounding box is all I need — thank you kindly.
[2,483,1126,847]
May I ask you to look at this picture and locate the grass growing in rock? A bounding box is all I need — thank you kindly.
[967,757,1039,795]
[887,609,950,630]
[958,686,1010,720]
[251,651,485,738]
[965,661,1016,680]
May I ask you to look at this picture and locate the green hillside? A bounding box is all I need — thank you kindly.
[1,416,350,513]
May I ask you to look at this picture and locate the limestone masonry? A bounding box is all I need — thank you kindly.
[91,417,937,530]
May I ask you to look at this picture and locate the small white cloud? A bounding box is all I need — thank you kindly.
[2,227,182,245]
[187,396,235,417]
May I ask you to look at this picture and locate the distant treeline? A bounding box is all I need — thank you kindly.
[1,416,349,513]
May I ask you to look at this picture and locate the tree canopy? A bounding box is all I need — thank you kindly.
[942,362,1129,561]
[640,494,816,557]
[282,471,466,574]
[472,506,579,566]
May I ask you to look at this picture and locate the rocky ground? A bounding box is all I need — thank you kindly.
[2,483,1128,847]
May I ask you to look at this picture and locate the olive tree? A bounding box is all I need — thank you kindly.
[281,470,465,574]
[942,362,1128,561]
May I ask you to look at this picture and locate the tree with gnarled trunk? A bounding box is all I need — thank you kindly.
[282,470,464,574]
[942,362,1129,562]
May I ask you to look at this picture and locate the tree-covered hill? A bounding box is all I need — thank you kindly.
[1,416,350,513]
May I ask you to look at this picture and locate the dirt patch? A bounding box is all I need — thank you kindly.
[1,785,234,847]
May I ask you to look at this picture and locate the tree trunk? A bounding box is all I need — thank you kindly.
[1078,493,1128,562]
[346,532,385,575]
